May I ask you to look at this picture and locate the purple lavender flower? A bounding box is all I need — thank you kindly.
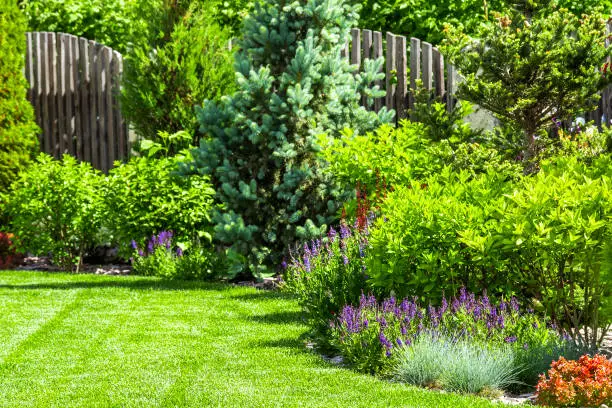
[328,227,337,243]
[401,325,407,336]
[131,240,138,250]
[510,297,519,312]
[147,239,154,254]
[342,254,349,265]
[379,332,392,348]
[176,247,183,257]
[303,255,311,273]
[458,287,468,304]
[303,243,312,257]
[396,338,403,347]
[386,350,392,357]
[523,343,529,350]
[281,260,287,270]
[532,322,539,329]
[363,319,369,328]
[340,223,351,239]
[504,335,517,343]
[499,301,507,313]
[138,249,144,257]
[440,297,448,315]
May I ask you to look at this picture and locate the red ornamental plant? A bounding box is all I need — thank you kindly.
[536,354,612,407]
[0,232,23,269]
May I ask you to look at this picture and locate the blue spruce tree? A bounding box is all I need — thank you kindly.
[184,0,394,276]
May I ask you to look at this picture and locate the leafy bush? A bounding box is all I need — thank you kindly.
[0,0,39,196]
[185,0,393,276]
[443,1,612,168]
[367,168,515,301]
[19,0,151,53]
[121,2,236,142]
[536,354,612,407]
[283,218,371,347]
[331,288,577,382]
[103,153,216,256]
[131,231,225,280]
[321,120,522,200]
[2,154,104,271]
[367,152,612,350]
[394,334,519,395]
[352,0,611,46]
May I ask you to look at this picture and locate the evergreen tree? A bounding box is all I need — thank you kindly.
[0,0,39,195]
[443,0,612,169]
[184,0,394,276]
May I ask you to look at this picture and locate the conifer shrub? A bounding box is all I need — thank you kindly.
[443,0,612,169]
[184,0,393,276]
[121,2,235,143]
[0,0,39,195]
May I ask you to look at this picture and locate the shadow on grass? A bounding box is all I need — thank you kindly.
[247,310,304,325]
[0,275,266,293]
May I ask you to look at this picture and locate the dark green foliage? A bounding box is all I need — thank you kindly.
[2,154,104,271]
[185,0,393,276]
[121,3,236,143]
[443,1,612,166]
[352,0,611,45]
[0,0,39,196]
[103,154,216,256]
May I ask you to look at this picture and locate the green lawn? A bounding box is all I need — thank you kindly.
[0,271,508,407]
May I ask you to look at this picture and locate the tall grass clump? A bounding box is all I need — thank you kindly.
[394,334,520,395]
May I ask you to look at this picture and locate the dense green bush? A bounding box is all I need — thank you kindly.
[367,152,612,350]
[121,3,236,142]
[19,0,152,53]
[0,0,39,196]
[104,153,216,256]
[2,154,104,271]
[322,120,521,198]
[352,0,611,45]
[185,0,393,276]
[443,1,612,168]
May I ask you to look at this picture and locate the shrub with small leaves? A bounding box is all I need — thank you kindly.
[2,154,104,271]
[536,354,612,407]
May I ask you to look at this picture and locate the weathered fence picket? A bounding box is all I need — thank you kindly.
[24,32,128,172]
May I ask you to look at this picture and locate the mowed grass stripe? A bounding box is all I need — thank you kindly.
[0,271,505,408]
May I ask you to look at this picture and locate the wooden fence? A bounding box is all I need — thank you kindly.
[24,32,128,173]
[341,28,456,121]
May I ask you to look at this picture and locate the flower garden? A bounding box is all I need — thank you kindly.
[1,0,612,406]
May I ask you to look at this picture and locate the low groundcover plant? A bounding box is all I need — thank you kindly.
[536,354,612,407]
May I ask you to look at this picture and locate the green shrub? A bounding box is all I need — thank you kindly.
[121,2,236,143]
[2,154,104,271]
[185,0,393,276]
[394,335,519,395]
[19,0,151,53]
[367,152,612,350]
[103,153,216,256]
[367,168,515,301]
[352,0,610,45]
[0,0,39,196]
[443,1,612,168]
[321,120,522,202]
